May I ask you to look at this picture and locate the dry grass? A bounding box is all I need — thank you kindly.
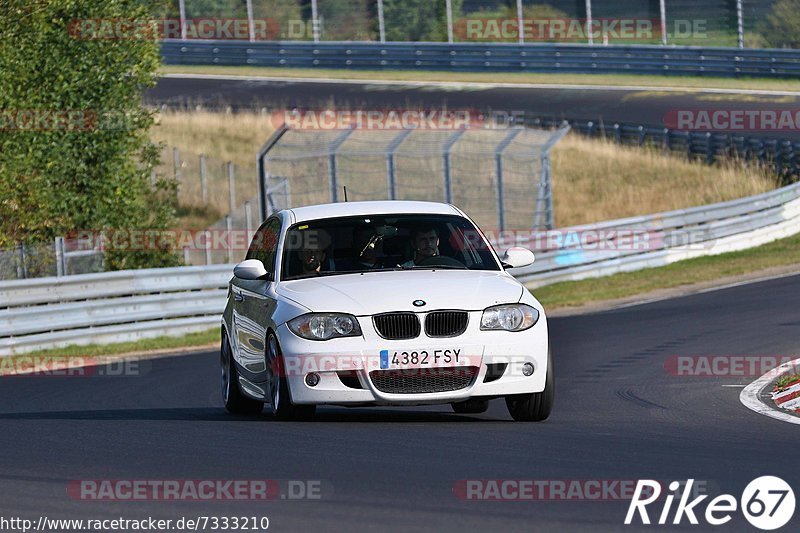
[551,135,776,227]
[150,111,277,228]
[150,110,778,230]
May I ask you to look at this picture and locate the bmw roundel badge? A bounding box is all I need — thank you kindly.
[413,300,426,307]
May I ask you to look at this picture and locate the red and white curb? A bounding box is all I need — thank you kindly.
[740,357,800,425]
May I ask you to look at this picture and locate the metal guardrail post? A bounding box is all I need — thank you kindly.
[386,129,412,200]
[329,127,355,203]
[516,0,524,45]
[495,129,523,233]
[659,0,668,46]
[442,129,467,204]
[200,154,208,205]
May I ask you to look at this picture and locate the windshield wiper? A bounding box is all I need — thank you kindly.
[400,265,468,271]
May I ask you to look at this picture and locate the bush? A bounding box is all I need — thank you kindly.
[0,0,179,270]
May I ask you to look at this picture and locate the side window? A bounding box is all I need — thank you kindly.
[246,218,281,273]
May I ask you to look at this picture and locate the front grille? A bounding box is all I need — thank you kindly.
[425,311,468,337]
[369,366,479,394]
[373,312,421,340]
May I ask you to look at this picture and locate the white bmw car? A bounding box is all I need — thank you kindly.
[220,201,552,421]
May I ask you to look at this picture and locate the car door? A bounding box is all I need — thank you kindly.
[231,217,282,377]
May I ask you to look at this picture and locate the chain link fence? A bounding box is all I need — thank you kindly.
[258,124,570,237]
[158,1,793,48]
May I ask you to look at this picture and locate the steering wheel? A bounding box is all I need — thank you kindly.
[416,255,466,268]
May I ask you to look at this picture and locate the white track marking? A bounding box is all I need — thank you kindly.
[740,357,800,425]
[161,73,800,97]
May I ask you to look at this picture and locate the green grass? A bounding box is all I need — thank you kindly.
[6,329,218,362]
[160,65,800,93]
[532,232,800,310]
[774,373,800,393]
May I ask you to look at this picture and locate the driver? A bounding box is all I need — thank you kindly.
[402,226,440,267]
[298,229,331,276]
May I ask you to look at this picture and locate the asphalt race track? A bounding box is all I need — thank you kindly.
[147,76,800,141]
[1,273,798,531]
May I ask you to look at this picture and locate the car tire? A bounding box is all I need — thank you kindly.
[221,330,264,415]
[451,399,490,414]
[505,353,554,422]
[266,333,316,421]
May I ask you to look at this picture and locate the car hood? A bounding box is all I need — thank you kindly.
[277,270,524,316]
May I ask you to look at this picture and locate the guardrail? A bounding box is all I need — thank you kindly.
[2,180,800,355]
[160,41,800,78]
[0,265,232,356]
[508,181,800,287]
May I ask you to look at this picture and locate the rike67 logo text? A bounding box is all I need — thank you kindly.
[625,477,795,530]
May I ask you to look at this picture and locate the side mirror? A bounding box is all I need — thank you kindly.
[500,247,536,269]
[233,259,270,281]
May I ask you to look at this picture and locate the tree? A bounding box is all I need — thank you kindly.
[761,0,800,48]
[0,0,179,270]
[383,0,463,42]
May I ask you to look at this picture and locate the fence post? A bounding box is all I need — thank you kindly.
[311,0,320,42]
[227,161,236,214]
[659,0,667,46]
[54,236,66,277]
[173,147,181,197]
[495,129,523,233]
[183,246,191,265]
[200,154,208,205]
[736,0,744,49]
[516,0,524,45]
[226,215,234,264]
[585,0,593,45]
[445,0,454,43]
[245,200,254,239]
[204,230,212,265]
[178,0,187,40]
[377,0,386,43]
[329,128,355,203]
[246,0,255,43]
[16,244,27,279]
[442,129,467,204]
[386,129,412,200]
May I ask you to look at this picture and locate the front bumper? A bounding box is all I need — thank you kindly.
[276,311,549,406]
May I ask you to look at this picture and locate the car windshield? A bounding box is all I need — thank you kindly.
[281,214,501,281]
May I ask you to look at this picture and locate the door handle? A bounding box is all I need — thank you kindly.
[234,291,245,303]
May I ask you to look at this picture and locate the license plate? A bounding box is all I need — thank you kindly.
[379,348,462,369]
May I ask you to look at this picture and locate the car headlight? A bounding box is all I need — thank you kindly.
[480,304,539,331]
[287,313,362,341]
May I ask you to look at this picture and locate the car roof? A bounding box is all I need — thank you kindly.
[287,201,462,224]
